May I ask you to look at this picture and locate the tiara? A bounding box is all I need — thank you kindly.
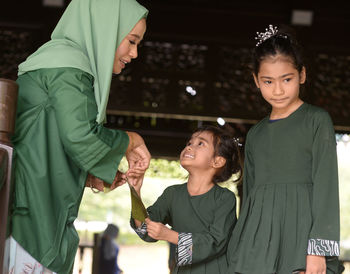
[255,24,278,47]
[233,137,242,147]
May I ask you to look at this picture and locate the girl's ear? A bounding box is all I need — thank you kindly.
[300,66,306,84]
[213,156,226,169]
[253,73,260,89]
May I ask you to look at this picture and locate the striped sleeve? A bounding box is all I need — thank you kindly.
[176,232,193,266]
[307,239,340,256]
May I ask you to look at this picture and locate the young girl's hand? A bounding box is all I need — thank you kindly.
[127,174,144,195]
[304,255,326,274]
[145,218,178,244]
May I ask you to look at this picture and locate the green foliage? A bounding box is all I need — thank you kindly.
[145,158,188,179]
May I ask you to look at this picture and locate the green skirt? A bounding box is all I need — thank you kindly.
[226,183,342,274]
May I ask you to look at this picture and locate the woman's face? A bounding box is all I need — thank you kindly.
[113,18,146,74]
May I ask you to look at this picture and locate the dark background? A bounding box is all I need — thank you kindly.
[1,0,350,158]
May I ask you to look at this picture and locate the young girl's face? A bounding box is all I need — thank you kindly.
[180,131,216,171]
[253,55,306,112]
[113,18,146,74]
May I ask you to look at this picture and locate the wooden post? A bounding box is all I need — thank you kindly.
[91,233,101,274]
[0,78,18,274]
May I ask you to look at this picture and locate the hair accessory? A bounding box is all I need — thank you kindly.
[255,24,278,47]
[233,137,242,147]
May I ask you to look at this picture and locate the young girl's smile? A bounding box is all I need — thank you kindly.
[253,55,306,118]
[180,131,216,170]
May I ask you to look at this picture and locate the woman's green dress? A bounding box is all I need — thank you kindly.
[227,103,341,274]
[11,68,128,273]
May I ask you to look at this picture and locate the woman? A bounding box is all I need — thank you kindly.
[9,0,150,273]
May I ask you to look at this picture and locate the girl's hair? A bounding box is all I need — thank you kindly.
[252,25,304,75]
[192,125,242,183]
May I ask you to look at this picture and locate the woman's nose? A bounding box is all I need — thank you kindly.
[130,46,138,59]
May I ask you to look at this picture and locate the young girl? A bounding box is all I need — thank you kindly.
[131,125,242,273]
[226,25,341,274]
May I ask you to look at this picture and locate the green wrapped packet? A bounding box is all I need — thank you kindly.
[129,184,148,222]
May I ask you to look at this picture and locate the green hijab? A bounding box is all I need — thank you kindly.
[18,0,148,124]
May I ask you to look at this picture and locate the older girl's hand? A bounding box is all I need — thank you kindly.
[304,255,326,274]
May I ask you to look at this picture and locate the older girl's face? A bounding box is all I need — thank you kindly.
[113,18,146,74]
[253,55,306,114]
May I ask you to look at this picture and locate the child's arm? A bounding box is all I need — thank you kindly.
[154,190,236,267]
[242,130,254,203]
[307,111,340,258]
[130,185,173,243]
[145,218,178,244]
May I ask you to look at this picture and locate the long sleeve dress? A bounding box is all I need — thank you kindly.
[226,103,341,274]
[11,67,129,273]
[131,183,237,274]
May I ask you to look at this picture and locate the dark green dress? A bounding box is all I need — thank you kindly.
[227,103,341,274]
[11,68,129,273]
[136,183,237,274]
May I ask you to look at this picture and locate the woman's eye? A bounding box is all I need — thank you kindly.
[198,141,203,146]
[264,80,272,85]
[129,40,136,45]
[284,78,292,82]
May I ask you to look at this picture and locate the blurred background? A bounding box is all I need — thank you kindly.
[1,0,350,273]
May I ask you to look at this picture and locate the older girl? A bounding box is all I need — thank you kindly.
[227,25,341,274]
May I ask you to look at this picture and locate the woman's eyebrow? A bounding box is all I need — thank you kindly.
[129,34,141,39]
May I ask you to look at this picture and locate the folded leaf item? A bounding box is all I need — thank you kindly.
[129,184,148,222]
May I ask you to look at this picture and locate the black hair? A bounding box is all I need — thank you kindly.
[192,125,242,184]
[103,223,119,239]
[252,25,305,75]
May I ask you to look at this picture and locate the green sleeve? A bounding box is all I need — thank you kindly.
[242,130,254,204]
[130,186,173,243]
[48,68,129,184]
[147,187,173,225]
[192,190,236,264]
[308,111,340,247]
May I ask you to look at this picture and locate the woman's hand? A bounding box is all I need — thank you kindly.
[303,255,326,274]
[85,174,104,191]
[110,171,127,190]
[86,171,127,192]
[125,131,151,179]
